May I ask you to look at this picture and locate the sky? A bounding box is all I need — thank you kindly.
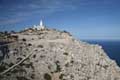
[0,0,120,40]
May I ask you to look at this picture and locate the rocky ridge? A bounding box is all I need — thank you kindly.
[0,28,120,80]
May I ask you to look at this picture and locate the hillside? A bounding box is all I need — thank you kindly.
[0,28,120,80]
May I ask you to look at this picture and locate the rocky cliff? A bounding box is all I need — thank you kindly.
[0,28,120,80]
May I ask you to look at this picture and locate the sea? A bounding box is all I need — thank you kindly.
[83,40,120,67]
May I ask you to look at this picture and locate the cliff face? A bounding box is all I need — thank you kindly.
[0,28,120,80]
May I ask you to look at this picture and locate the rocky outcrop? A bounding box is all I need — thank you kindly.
[0,28,120,80]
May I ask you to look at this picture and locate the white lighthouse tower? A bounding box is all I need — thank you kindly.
[40,20,43,26]
[39,20,45,30]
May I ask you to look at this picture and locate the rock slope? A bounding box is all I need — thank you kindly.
[0,28,120,80]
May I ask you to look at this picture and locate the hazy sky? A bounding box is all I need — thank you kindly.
[0,0,120,40]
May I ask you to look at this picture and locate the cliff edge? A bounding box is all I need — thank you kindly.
[0,28,120,80]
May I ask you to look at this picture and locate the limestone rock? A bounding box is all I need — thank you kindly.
[0,28,120,80]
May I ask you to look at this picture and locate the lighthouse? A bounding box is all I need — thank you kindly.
[32,20,46,30]
[40,20,43,26]
[39,20,45,30]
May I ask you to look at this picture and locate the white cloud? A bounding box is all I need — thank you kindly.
[0,0,78,25]
[0,18,26,25]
